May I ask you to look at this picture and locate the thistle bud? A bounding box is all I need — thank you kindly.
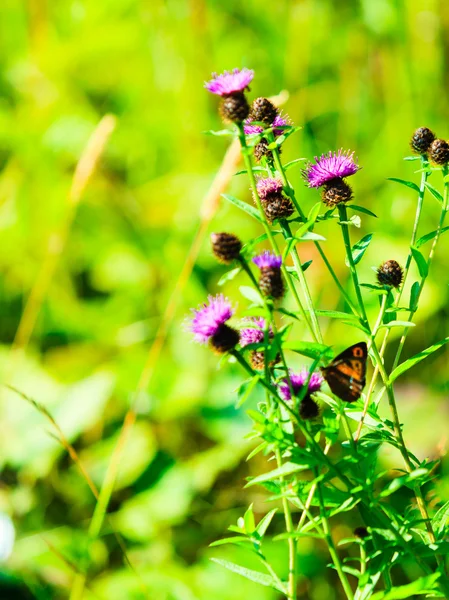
[255,177,294,222]
[353,527,369,539]
[376,260,404,289]
[429,139,449,166]
[210,323,240,354]
[253,252,284,299]
[410,127,435,155]
[321,178,353,207]
[249,97,278,124]
[299,396,320,420]
[211,232,242,264]
[219,93,250,123]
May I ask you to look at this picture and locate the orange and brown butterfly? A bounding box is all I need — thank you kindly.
[321,342,367,403]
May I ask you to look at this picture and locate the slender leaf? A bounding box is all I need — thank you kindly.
[380,320,415,329]
[416,225,449,248]
[243,505,255,534]
[255,509,278,537]
[346,233,373,266]
[314,309,358,321]
[222,194,263,222]
[411,246,428,278]
[389,337,449,382]
[424,181,444,203]
[239,286,264,306]
[349,204,378,218]
[246,462,313,487]
[387,178,420,193]
[218,267,241,286]
[284,157,306,171]
[283,341,333,360]
[210,536,253,547]
[409,281,420,312]
[432,500,449,538]
[370,573,440,599]
[211,559,285,591]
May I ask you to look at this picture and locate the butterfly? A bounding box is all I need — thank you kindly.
[321,342,367,403]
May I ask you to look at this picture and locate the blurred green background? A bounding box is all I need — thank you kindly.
[1,0,449,598]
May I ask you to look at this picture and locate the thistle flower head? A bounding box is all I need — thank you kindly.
[205,68,254,96]
[189,294,235,344]
[256,177,284,199]
[240,317,271,347]
[243,112,290,137]
[302,149,360,188]
[252,251,282,270]
[279,370,324,401]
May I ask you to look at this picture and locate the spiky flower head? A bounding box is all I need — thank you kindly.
[279,370,324,402]
[240,317,271,347]
[411,127,435,155]
[205,68,254,96]
[302,150,360,188]
[376,260,404,289]
[256,177,284,199]
[189,294,235,344]
[252,251,282,270]
[248,97,278,124]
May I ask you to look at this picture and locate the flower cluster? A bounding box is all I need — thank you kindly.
[205,68,254,123]
[302,150,360,207]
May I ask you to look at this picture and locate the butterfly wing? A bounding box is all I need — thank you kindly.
[322,342,367,403]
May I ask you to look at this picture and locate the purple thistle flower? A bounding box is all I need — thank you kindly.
[205,68,254,96]
[279,370,324,401]
[256,177,284,200]
[189,294,235,344]
[243,121,264,135]
[302,149,360,188]
[240,317,272,347]
[252,251,282,270]
[272,113,290,136]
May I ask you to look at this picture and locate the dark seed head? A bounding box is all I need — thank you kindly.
[249,97,278,124]
[321,178,353,207]
[211,232,242,264]
[250,350,281,371]
[254,140,271,162]
[354,527,369,539]
[299,396,320,420]
[259,267,284,299]
[376,260,404,289]
[261,194,294,222]
[429,138,449,166]
[411,127,436,154]
[210,323,240,354]
[219,93,250,123]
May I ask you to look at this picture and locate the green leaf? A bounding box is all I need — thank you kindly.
[409,281,420,312]
[387,178,420,193]
[203,129,235,136]
[307,202,322,223]
[283,341,333,361]
[403,155,421,161]
[349,204,378,218]
[370,573,440,599]
[411,246,428,278]
[314,309,358,321]
[234,167,266,175]
[301,260,313,272]
[346,233,373,267]
[379,469,429,497]
[389,337,449,383]
[424,181,444,203]
[239,286,264,306]
[236,376,261,408]
[283,157,306,171]
[243,505,255,534]
[218,267,241,286]
[211,559,285,591]
[299,231,326,241]
[210,536,253,547]
[416,225,449,248]
[432,500,449,538]
[246,462,313,487]
[380,320,415,329]
[255,509,277,537]
[222,194,263,223]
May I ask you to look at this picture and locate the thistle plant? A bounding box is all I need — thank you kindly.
[190,68,449,599]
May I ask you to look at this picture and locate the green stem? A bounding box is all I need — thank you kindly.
[236,125,317,341]
[366,156,429,400]
[337,204,369,326]
[391,166,449,372]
